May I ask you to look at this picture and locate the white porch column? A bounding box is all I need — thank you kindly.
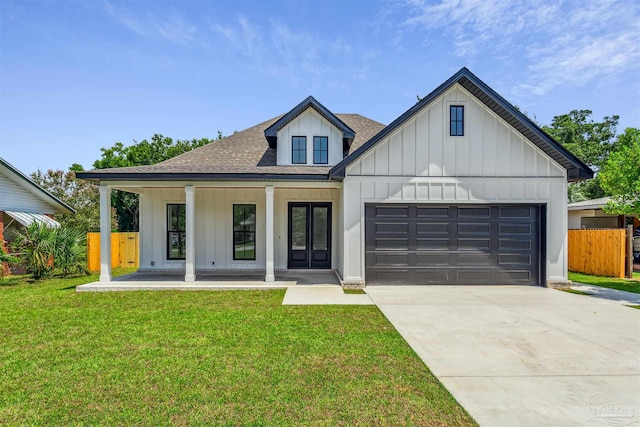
[185,185,196,282]
[265,185,275,282]
[99,184,112,283]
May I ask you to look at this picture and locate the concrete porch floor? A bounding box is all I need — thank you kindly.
[76,270,341,292]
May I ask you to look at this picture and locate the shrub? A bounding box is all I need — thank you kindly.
[0,244,19,282]
[54,227,88,277]
[12,222,57,280]
[12,222,88,280]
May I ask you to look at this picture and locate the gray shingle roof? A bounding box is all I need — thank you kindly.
[79,113,384,181]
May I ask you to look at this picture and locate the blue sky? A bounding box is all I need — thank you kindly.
[1,0,638,174]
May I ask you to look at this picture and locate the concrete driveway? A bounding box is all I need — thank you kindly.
[366,286,640,427]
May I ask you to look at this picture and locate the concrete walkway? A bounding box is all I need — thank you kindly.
[570,282,640,305]
[282,286,374,305]
[365,286,640,427]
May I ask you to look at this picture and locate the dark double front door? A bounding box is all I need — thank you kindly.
[288,203,331,269]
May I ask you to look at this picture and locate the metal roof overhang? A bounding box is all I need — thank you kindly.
[4,211,61,228]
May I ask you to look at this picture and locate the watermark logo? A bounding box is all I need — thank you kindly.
[585,393,638,426]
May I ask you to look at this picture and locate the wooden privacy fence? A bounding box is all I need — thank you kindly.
[568,229,627,278]
[87,232,139,272]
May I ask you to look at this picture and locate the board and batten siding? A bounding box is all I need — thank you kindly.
[276,109,344,166]
[139,187,266,271]
[0,171,58,213]
[138,186,341,273]
[346,84,565,179]
[341,83,569,284]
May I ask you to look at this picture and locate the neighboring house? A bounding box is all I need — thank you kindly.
[77,68,593,286]
[568,197,625,229]
[0,157,75,245]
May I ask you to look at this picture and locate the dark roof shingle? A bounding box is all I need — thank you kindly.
[80,114,384,180]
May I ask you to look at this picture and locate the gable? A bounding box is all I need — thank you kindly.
[276,108,345,166]
[0,159,74,214]
[331,67,593,181]
[264,95,355,150]
[345,84,565,179]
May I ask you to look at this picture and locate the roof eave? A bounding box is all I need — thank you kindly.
[264,96,356,149]
[0,158,76,214]
[330,68,594,182]
[76,171,332,183]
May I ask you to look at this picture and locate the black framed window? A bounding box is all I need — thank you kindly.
[450,105,464,136]
[292,136,307,164]
[233,204,256,260]
[167,204,186,260]
[313,136,328,164]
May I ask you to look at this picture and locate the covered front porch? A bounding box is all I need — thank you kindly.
[95,181,343,285]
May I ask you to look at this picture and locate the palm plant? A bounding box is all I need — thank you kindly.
[12,222,57,280]
[54,227,88,277]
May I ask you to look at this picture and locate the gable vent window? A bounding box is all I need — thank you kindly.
[292,136,307,164]
[313,136,328,164]
[450,105,464,136]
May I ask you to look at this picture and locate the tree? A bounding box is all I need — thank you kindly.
[30,167,117,234]
[544,110,619,169]
[544,110,619,201]
[93,133,221,231]
[599,128,640,216]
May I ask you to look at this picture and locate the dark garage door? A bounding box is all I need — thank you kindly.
[365,204,543,286]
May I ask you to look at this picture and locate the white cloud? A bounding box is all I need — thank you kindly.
[393,0,640,96]
[208,16,377,86]
[104,1,199,47]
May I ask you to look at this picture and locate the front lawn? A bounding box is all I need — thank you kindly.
[0,272,475,426]
[569,271,640,294]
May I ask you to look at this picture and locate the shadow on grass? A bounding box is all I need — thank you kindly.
[561,289,593,296]
[0,276,34,287]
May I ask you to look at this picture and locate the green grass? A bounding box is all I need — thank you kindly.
[569,272,640,294]
[0,271,475,426]
[343,289,366,294]
[627,305,640,310]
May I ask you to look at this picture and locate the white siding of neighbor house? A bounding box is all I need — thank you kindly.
[276,108,344,166]
[0,169,59,213]
[138,186,341,272]
[341,83,569,285]
[568,210,619,229]
[568,211,581,230]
